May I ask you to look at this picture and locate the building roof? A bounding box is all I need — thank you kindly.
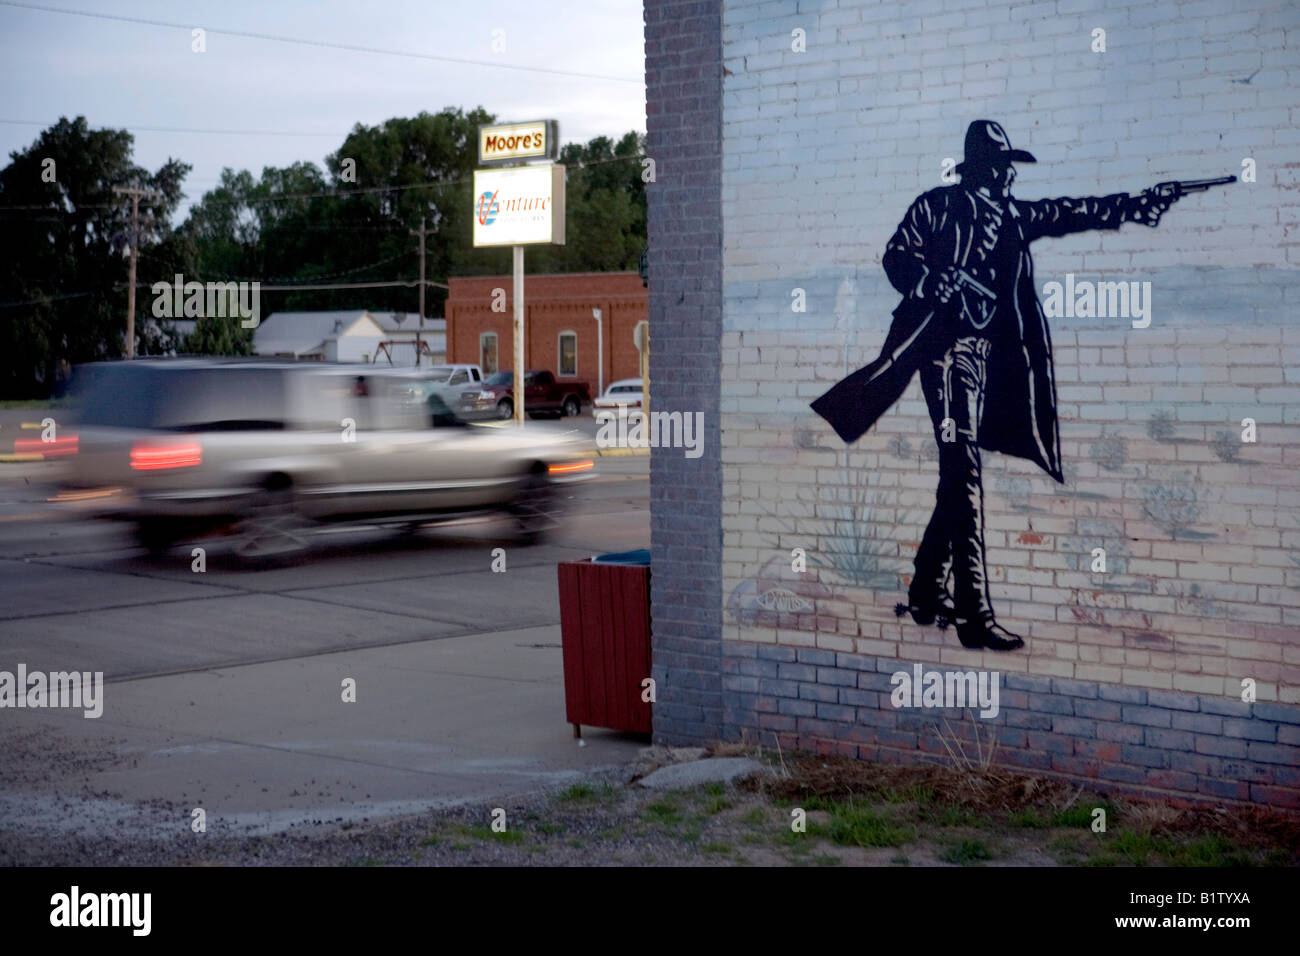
[254,310,380,356]
[372,312,445,334]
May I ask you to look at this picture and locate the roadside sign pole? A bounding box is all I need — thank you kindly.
[640,324,649,425]
[513,244,525,425]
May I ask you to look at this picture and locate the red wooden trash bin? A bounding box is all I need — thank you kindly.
[557,551,652,738]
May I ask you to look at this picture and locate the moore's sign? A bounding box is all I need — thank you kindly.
[472,164,566,247]
[478,120,557,165]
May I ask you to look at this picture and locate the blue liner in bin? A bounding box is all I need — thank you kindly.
[591,549,651,566]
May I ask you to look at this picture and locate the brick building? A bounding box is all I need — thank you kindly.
[444,272,647,393]
[646,0,1300,806]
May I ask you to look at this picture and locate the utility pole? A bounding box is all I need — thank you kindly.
[113,186,157,359]
[409,216,437,365]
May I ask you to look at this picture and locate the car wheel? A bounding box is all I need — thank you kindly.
[497,398,514,420]
[232,487,313,565]
[135,518,179,556]
[562,396,580,418]
[509,471,558,545]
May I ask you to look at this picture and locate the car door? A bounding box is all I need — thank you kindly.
[344,376,510,517]
[525,371,550,411]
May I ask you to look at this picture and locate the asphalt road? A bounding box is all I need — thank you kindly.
[0,416,652,851]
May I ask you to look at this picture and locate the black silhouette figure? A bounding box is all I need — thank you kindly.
[811,120,1196,651]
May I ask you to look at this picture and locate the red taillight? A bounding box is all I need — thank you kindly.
[130,442,202,470]
[13,434,78,457]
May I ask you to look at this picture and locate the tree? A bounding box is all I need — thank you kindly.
[184,313,255,356]
[0,117,189,396]
[523,131,647,275]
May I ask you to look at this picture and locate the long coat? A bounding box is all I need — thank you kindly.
[810,185,1130,483]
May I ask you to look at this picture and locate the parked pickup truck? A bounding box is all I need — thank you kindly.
[383,364,499,421]
[480,370,592,420]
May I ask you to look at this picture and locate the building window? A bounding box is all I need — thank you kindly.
[480,333,498,375]
[558,331,577,377]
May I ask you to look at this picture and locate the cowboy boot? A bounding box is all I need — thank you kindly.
[897,509,957,627]
[956,612,1025,651]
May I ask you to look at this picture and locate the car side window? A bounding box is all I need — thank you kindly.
[450,370,467,385]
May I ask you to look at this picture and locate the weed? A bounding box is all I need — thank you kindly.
[817,800,915,848]
[643,797,684,826]
[940,839,993,865]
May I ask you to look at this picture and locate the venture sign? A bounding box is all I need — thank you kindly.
[472,164,566,247]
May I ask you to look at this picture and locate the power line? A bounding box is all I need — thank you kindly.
[135,248,413,283]
[0,118,346,137]
[0,151,648,212]
[0,290,93,309]
[0,277,450,309]
[0,1,643,84]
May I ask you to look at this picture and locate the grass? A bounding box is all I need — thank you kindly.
[740,807,768,827]
[1086,830,1257,868]
[813,799,916,849]
[461,825,525,845]
[557,781,617,804]
[925,805,980,828]
[940,839,994,865]
[881,784,936,806]
[1054,804,1110,828]
[704,795,732,815]
[642,796,684,826]
[1009,809,1048,829]
[427,822,527,847]
[396,751,1297,867]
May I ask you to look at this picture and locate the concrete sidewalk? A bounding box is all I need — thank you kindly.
[0,623,648,840]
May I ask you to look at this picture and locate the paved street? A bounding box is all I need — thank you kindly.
[0,416,651,846]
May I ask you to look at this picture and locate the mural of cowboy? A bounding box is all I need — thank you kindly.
[811,120,1180,651]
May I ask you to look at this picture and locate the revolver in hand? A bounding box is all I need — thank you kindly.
[1131,175,1237,227]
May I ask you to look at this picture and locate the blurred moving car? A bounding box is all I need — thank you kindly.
[593,378,645,424]
[383,364,503,422]
[60,360,595,561]
[478,370,591,420]
[381,364,487,423]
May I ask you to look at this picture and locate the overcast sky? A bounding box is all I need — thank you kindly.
[0,0,646,219]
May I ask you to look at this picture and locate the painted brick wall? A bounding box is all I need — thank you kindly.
[645,0,726,743]
[445,273,647,384]
[704,0,1300,805]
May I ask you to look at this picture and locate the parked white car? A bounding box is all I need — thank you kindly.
[593,378,645,424]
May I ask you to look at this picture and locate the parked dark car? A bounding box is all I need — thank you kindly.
[481,370,592,420]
